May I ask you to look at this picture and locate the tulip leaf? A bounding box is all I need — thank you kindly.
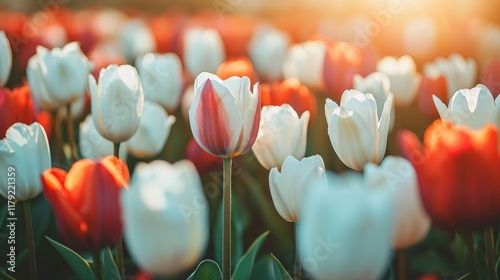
[187,259,223,280]
[46,236,96,280]
[0,269,15,280]
[496,257,500,279]
[102,247,120,280]
[232,231,270,280]
[271,254,293,280]
[457,273,471,280]
[474,245,488,280]
[0,204,7,227]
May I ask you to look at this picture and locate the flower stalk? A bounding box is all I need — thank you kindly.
[23,200,37,280]
[222,157,232,280]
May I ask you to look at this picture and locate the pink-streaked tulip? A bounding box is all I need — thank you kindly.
[282,41,326,90]
[377,55,421,106]
[0,31,12,87]
[249,26,290,82]
[481,59,500,97]
[183,28,225,79]
[189,72,260,158]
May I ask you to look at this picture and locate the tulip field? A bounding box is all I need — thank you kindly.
[1,1,500,279]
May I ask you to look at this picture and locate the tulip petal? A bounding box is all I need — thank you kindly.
[376,94,393,163]
[324,98,339,125]
[432,95,453,123]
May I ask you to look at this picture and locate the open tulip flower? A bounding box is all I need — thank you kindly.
[377,55,420,106]
[42,156,129,251]
[0,31,12,87]
[325,89,393,171]
[399,120,500,230]
[189,72,260,158]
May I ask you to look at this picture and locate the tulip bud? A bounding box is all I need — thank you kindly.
[252,105,309,170]
[122,160,209,276]
[79,115,127,160]
[249,26,290,82]
[136,53,183,112]
[283,41,326,90]
[481,59,500,97]
[433,84,500,130]
[377,55,420,106]
[216,57,258,86]
[269,155,326,222]
[0,122,51,201]
[0,31,12,87]
[417,75,448,119]
[189,72,260,158]
[89,64,144,143]
[365,156,431,249]
[325,90,393,171]
[120,19,156,63]
[184,28,225,78]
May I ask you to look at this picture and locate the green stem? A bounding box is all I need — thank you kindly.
[396,250,406,280]
[66,104,76,163]
[464,231,477,279]
[23,201,37,280]
[222,157,232,280]
[51,111,63,164]
[295,234,301,280]
[484,227,496,279]
[114,142,120,159]
[115,236,124,279]
[92,251,103,280]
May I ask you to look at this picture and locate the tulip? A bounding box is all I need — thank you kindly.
[417,75,448,120]
[261,78,317,121]
[353,72,395,130]
[183,28,225,78]
[432,84,500,130]
[126,101,175,158]
[0,122,51,201]
[399,121,500,230]
[252,105,309,170]
[269,155,327,222]
[325,90,393,171]
[189,72,260,158]
[181,85,195,122]
[0,31,12,87]
[122,160,209,276]
[249,26,290,82]
[89,64,144,143]
[282,41,326,90]
[28,42,90,109]
[185,138,222,175]
[365,156,431,249]
[42,156,129,251]
[216,57,258,86]
[136,53,183,112]
[377,55,421,106]
[299,180,394,280]
[480,58,500,97]
[120,19,156,63]
[79,115,127,160]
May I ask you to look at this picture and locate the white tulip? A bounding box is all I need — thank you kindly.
[252,104,309,170]
[126,101,176,158]
[79,115,127,160]
[136,53,183,111]
[326,169,364,190]
[0,123,51,201]
[122,160,209,276]
[249,26,290,82]
[377,55,420,106]
[365,156,431,249]
[89,64,144,143]
[269,155,327,222]
[184,28,225,78]
[282,41,326,90]
[120,19,156,63]
[325,90,393,171]
[433,84,500,130]
[0,31,12,87]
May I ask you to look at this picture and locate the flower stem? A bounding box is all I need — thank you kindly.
[51,111,63,164]
[23,201,37,280]
[113,142,124,279]
[464,231,477,279]
[222,157,232,280]
[114,142,120,159]
[396,250,406,280]
[295,235,301,280]
[66,104,76,163]
[484,227,496,279]
[92,251,103,280]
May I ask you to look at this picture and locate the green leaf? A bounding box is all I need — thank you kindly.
[0,203,7,227]
[271,254,292,280]
[0,269,15,280]
[232,231,270,280]
[457,273,471,280]
[496,256,500,279]
[187,259,223,280]
[474,244,488,280]
[46,236,96,280]
[102,247,120,280]
[450,233,468,267]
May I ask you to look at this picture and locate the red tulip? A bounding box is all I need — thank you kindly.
[417,75,448,120]
[42,156,129,251]
[481,59,500,98]
[185,138,222,175]
[261,78,317,121]
[399,121,500,230]
[216,57,258,86]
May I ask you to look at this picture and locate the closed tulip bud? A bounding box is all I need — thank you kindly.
[184,28,225,78]
[269,155,326,222]
[122,160,209,276]
[126,101,175,158]
[120,19,156,63]
[417,75,448,119]
[283,41,326,90]
[216,57,258,86]
[377,55,420,106]
[189,72,260,158]
[481,59,500,97]
[325,90,393,171]
[0,122,51,201]
[42,156,128,251]
[433,84,500,130]
[26,55,60,111]
[252,105,309,170]
[79,115,127,160]
[249,26,290,82]
[0,31,12,87]
[89,64,144,143]
[365,156,431,249]
[299,182,395,280]
[136,53,183,112]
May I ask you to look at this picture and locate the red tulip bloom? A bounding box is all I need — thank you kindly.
[216,57,258,86]
[261,78,317,121]
[481,59,500,98]
[417,75,448,120]
[42,156,129,251]
[399,121,500,230]
[185,138,222,175]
